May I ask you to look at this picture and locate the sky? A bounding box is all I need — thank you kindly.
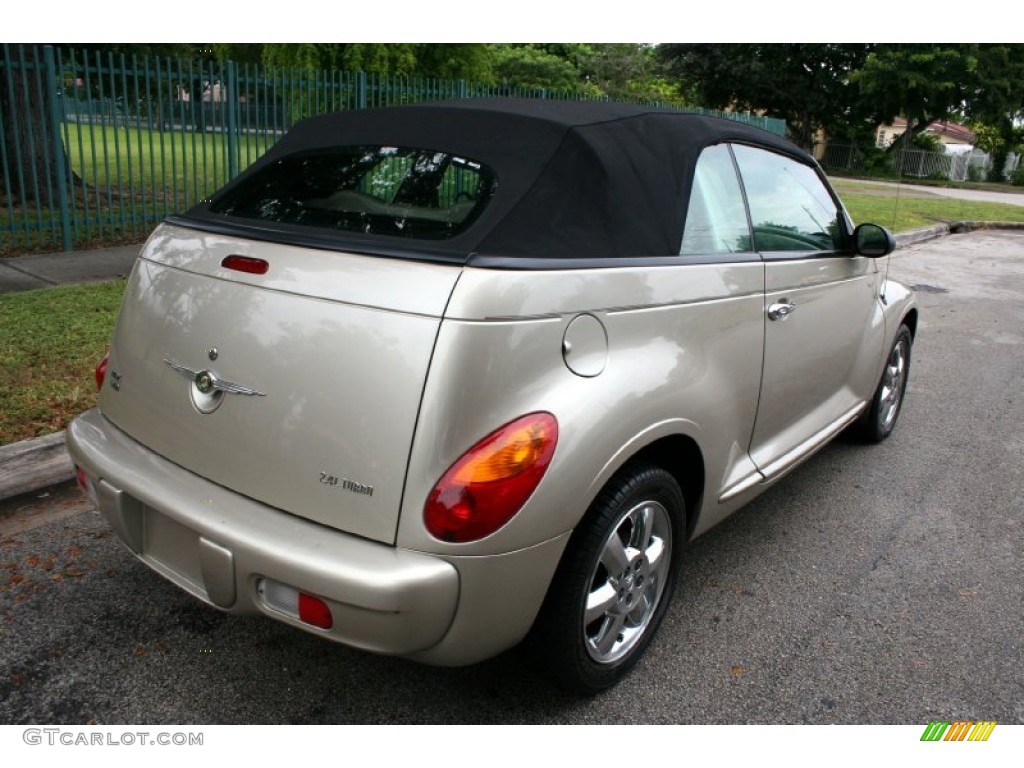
[7,2,1005,44]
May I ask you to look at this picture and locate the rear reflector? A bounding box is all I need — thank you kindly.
[95,352,109,391]
[258,579,333,630]
[75,466,89,492]
[298,593,333,630]
[221,255,269,275]
[74,465,98,506]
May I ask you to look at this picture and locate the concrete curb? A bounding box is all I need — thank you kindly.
[959,221,1024,233]
[894,223,951,248]
[0,430,74,502]
[893,220,1024,249]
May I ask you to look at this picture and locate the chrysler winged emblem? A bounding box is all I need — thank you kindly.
[163,358,266,397]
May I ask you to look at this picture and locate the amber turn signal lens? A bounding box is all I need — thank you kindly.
[424,413,558,543]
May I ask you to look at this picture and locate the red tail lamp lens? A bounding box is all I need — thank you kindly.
[75,466,89,493]
[221,255,269,275]
[298,593,333,629]
[95,352,109,391]
[75,465,98,505]
[425,412,558,543]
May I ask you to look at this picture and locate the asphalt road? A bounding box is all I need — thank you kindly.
[1,232,1022,725]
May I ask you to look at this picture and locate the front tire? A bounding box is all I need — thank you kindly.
[851,324,912,443]
[530,462,685,694]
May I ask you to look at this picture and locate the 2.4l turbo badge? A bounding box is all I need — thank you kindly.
[320,472,374,497]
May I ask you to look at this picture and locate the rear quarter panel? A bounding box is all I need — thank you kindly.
[397,260,768,555]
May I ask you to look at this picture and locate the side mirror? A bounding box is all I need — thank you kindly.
[854,223,896,258]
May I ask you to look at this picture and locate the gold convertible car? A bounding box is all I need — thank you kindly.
[67,99,916,693]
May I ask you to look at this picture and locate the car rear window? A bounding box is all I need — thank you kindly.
[209,146,498,240]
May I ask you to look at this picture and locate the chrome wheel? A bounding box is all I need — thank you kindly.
[879,336,908,431]
[584,499,672,664]
[847,324,913,444]
[529,463,684,693]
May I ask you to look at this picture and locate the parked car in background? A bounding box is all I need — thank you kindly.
[68,99,916,693]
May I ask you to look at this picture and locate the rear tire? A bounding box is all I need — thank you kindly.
[529,462,685,694]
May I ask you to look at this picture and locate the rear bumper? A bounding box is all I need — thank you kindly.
[66,408,459,656]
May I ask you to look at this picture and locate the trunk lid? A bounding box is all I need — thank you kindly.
[100,223,461,544]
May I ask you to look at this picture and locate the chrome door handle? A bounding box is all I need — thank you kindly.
[767,300,797,321]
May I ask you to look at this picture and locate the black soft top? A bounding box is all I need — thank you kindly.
[181,98,811,262]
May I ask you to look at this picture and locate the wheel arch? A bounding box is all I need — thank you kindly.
[881,277,917,342]
[546,425,707,578]
[625,434,705,542]
[901,307,919,338]
[581,428,708,548]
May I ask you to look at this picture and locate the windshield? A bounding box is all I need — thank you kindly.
[209,145,497,240]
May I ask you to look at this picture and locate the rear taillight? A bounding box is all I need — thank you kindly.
[424,412,558,543]
[95,352,109,391]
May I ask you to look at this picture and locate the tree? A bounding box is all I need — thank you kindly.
[960,44,1024,180]
[262,43,350,71]
[260,44,492,80]
[659,44,872,147]
[63,43,205,61]
[1,44,64,206]
[490,45,582,92]
[970,120,1006,157]
[415,44,493,82]
[211,44,264,65]
[855,44,1024,178]
[580,44,683,103]
[853,45,970,147]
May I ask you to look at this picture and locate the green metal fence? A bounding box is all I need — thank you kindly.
[1,44,787,255]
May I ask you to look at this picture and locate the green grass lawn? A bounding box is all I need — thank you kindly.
[833,185,1024,232]
[2,124,272,255]
[64,123,270,204]
[0,281,125,445]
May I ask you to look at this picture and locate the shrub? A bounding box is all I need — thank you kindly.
[1012,164,1024,187]
[911,132,945,153]
[967,163,987,183]
[861,146,899,178]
